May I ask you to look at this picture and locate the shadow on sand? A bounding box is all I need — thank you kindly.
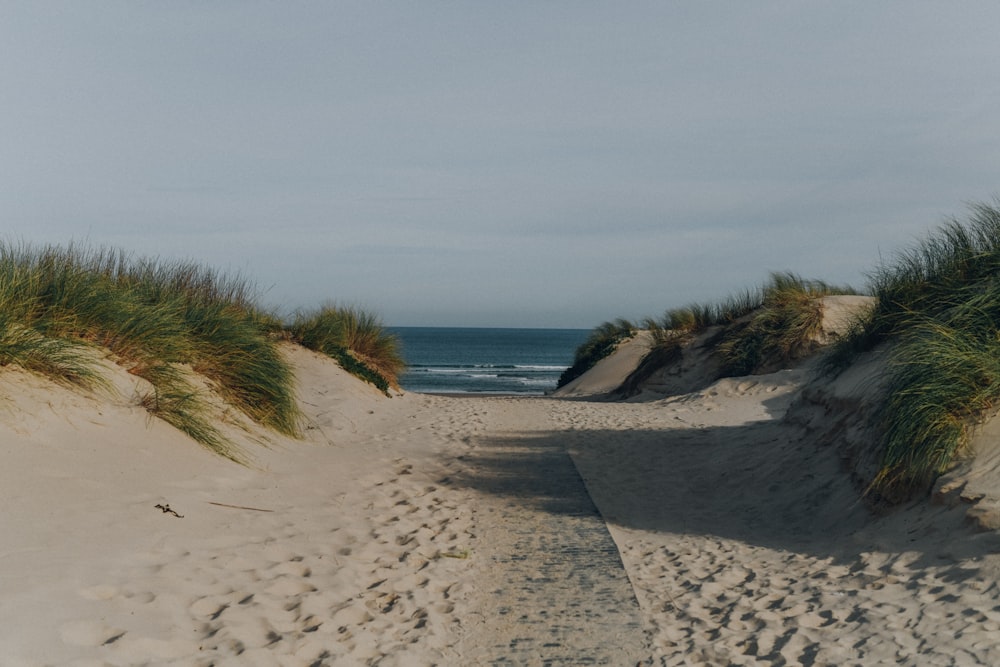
[442,403,997,573]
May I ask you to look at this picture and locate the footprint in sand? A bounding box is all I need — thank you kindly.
[264,577,317,597]
[189,596,230,620]
[331,604,374,628]
[58,619,126,647]
[77,584,120,601]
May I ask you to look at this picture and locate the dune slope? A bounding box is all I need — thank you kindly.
[0,345,480,665]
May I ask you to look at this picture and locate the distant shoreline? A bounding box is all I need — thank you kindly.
[412,391,544,398]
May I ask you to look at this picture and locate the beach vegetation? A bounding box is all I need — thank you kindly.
[287,304,404,394]
[715,272,856,377]
[572,203,1000,505]
[0,315,103,388]
[639,272,855,377]
[572,274,855,396]
[646,288,763,337]
[557,318,636,389]
[135,361,238,462]
[0,245,105,388]
[0,242,311,460]
[828,201,1000,500]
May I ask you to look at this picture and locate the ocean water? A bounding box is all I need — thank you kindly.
[389,327,590,395]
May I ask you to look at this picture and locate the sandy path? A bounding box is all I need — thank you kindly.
[445,398,651,665]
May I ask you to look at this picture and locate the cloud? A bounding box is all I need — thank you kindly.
[3,3,1000,327]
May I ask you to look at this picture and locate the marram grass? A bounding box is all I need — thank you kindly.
[873,314,1000,501]
[569,273,854,395]
[844,201,1000,500]
[836,201,1000,356]
[287,305,405,394]
[0,242,415,460]
[135,361,241,463]
[639,272,855,378]
[649,287,763,337]
[0,316,104,389]
[182,299,301,437]
[716,272,854,377]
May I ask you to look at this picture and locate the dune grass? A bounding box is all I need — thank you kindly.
[558,203,1000,504]
[647,288,763,337]
[556,318,636,389]
[0,245,106,387]
[569,273,855,396]
[0,242,306,460]
[831,201,1000,501]
[0,242,402,460]
[0,316,103,389]
[287,305,404,394]
[644,245,1000,503]
[639,272,856,378]
[135,361,237,461]
[715,273,856,377]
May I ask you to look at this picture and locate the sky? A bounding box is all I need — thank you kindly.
[3,2,1000,328]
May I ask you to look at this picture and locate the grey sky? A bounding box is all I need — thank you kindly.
[3,2,1000,327]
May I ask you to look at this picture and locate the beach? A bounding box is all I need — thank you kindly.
[8,3,1000,663]
[3,335,1000,666]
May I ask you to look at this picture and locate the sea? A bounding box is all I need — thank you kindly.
[389,327,590,395]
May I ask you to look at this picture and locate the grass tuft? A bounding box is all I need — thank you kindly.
[873,313,1000,501]
[0,316,103,389]
[135,361,241,462]
[569,274,854,394]
[288,305,405,394]
[651,289,764,337]
[838,201,1000,500]
[716,272,853,377]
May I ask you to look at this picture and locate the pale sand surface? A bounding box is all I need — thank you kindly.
[557,375,1000,665]
[4,340,1000,665]
[1,347,483,666]
[553,331,653,399]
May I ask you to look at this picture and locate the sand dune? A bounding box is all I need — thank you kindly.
[1,347,482,665]
[4,325,1000,665]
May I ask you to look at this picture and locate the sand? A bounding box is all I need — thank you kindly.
[4,337,1000,665]
[0,347,481,666]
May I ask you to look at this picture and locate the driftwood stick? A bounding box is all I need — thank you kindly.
[207,501,274,512]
